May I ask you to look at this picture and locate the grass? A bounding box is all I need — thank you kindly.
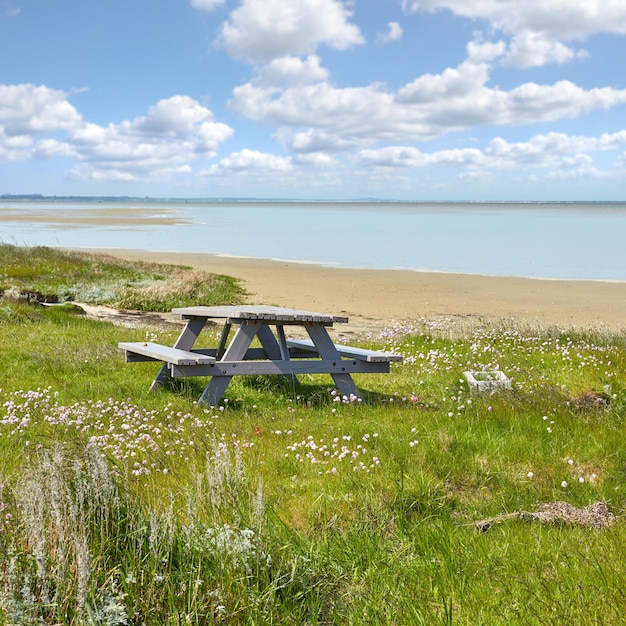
[0,243,246,310]
[1,246,626,624]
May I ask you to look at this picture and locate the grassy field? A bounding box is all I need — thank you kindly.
[1,245,625,624]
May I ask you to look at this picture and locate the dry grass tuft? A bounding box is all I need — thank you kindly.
[475,501,615,532]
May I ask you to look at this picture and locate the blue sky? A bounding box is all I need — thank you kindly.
[1,0,626,200]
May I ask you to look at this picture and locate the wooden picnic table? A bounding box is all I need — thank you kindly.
[119,305,402,406]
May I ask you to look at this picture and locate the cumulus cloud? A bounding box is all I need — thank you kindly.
[466,37,506,62]
[396,61,490,103]
[354,130,626,178]
[230,58,626,152]
[402,0,626,68]
[256,55,329,87]
[213,148,292,171]
[356,145,485,169]
[200,149,293,180]
[377,22,404,44]
[0,84,234,182]
[199,147,349,192]
[0,83,82,161]
[217,0,363,63]
[504,31,588,68]
[293,152,337,166]
[0,84,81,136]
[67,95,233,182]
[401,0,626,40]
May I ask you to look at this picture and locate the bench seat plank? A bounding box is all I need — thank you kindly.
[119,342,216,366]
[171,359,392,377]
[286,339,402,363]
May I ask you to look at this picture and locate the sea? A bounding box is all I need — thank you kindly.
[1,198,625,281]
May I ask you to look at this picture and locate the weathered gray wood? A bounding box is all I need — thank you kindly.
[255,325,299,386]
[286,339,402,363]
[171,359,391,377]
[151,316,208,390]
[276,326,291,361]
[191,347,269,360]
[215,322,232,359]
[121,305,400,406]
[118,342,215,365]
[198,321,260,406]
[172,305,348,324]
[305,323,358,398]
[256,325,283,360]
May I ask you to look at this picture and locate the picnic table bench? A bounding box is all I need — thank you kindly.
[119,305,402,406]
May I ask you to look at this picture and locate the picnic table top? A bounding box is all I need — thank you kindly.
[171,305,349,324]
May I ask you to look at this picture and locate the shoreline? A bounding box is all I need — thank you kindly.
[93,248,626,334]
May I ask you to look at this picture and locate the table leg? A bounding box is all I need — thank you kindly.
[198,322,260,406]
[150,317,206,391]
[276,325,291,361]
[305,323,359,398]
[216,323,232,359]
[256,325,282,359]
[258,324,298,387]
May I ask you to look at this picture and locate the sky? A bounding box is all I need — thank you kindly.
[1,0,626,201]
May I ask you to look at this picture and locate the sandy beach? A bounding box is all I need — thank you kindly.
[97,248,626,334]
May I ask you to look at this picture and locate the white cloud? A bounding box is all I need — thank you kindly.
[466,37,506,62]
[204,148,293,172]
[504,31,587,68]
[0,83,82,161]
[377,22,404,44]
[396,61,490,103]
[230,81,400,150]
[230,59,626,151]
[35,138,76,159]
[355,145,485,168]
[354,130,626,178]
[66,95,233,182]
[199,148,349,192]
[486,131,626,161]
[356,146,428,168]
[293,152,337,166]
[190,0,226,10]
[402,0,625,68]
[0,84,81,136]
[401,0,626,40]
[217,0,363,63]
[257,55,329,87]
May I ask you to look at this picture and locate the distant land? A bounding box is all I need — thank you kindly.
[0,194,389,203]
[1,194,622,205]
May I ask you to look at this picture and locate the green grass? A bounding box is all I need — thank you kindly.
[0,243,246,310]
[1,247,626,624]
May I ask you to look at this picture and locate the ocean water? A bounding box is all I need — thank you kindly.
[1,199,625,281]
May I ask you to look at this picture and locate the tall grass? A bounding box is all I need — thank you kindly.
[1,249,626,623]
[0,244,246,311]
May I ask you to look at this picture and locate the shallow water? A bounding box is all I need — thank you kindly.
[1,199,625,280]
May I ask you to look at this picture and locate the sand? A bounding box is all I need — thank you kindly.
[96,248,626,334]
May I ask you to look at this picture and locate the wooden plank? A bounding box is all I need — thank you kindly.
[118,342,215,366]
[171,305,348,324]
[304,324,358,398]
[286,339,402,363]
[151,316,209,390]
[171,359,391,377]
[198,320,260,406]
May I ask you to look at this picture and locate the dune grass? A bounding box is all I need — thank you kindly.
[0,243,246,310]
[1,247,626,624]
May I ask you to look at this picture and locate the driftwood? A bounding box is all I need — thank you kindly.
[475,501,614,533]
